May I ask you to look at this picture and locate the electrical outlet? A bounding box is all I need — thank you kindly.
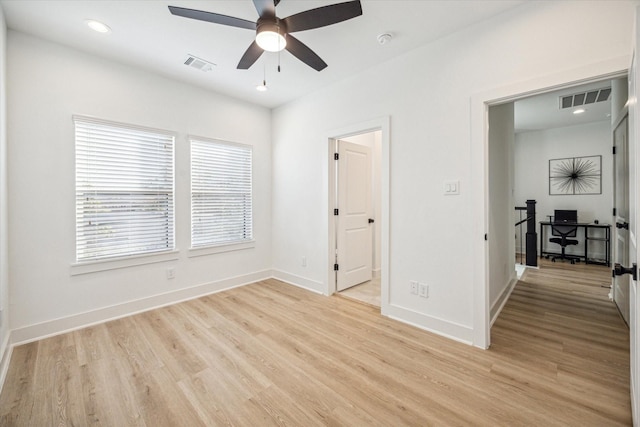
[302,256,307,267]
[419,283,429,298]
[410,281,418,295]
[166,267,175,279]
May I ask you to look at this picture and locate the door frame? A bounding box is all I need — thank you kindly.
[471,57,628,349]
[324,116,390,314]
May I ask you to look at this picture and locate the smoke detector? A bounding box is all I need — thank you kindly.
[377,33,393,45]
[184,54,216,72]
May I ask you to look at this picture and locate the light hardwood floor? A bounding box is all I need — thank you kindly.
[0,259,631,426]
[339,277,381,307]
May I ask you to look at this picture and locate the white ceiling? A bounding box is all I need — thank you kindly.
[0,0,526,109]
[514,80,616,133]
[0,0,618,132]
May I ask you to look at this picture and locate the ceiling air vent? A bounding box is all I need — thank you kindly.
[560,87,611,109]
[184,54,215,72]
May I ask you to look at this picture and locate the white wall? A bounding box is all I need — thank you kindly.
[342,131,382,275]
[514,121,612,259]
[271,1,636,344]
[488,103,516,320]
[7,32,272,342]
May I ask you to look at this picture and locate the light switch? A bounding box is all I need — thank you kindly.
[444,180,460,195]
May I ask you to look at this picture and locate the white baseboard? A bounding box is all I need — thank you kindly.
[385,304,473,345]
[11,270,272,346]
[270,270,324,294]
[271,272,473,344]
[0,332,12,395]
[269,271,474,345]
[490,275,518,326]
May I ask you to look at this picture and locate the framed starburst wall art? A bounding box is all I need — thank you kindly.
[549,155,601,195]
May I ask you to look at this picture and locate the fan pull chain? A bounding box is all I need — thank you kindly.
[278,28,282,72]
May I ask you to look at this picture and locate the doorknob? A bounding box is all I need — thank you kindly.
[616,222,629,230]
[368,218,375,224]
[614,263,637,281]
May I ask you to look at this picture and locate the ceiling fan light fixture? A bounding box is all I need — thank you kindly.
[169,0,363,71]
[256,23,286,52]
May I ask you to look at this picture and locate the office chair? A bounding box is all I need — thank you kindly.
[549,223,580,264]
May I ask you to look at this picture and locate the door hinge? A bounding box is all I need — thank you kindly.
[334,208,339,216]
[334,263,339,271]
[613,146,617,155]
[484,233,488,241]
[334,153,339,160]
[613,207,617,216]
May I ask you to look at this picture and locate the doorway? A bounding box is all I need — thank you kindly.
[472,64,629,349]
[333,132,382,306]
[324,116,389,313]
[492,77,622,323]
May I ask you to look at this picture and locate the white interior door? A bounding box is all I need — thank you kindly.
[614,114,630,325]
[336,140,373,291]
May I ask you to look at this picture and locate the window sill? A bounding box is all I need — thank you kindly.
[70,250,180,276]
[188,241,255,258]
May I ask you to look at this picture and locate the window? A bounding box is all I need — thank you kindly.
[75,117,175,262]
[191,138,253,248]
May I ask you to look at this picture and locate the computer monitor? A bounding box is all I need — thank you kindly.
[554,209,577,223]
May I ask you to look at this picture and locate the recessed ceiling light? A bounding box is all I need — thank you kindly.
[573,108,586,115]
[256,81,268,92]
[85,19,111,34]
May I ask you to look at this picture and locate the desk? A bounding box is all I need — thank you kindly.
[539,222,611,266]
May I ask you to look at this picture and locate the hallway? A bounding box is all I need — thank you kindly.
[492,258,630,424]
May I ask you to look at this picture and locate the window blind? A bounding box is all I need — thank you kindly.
[191,138,253,248]
[75,117,175,261]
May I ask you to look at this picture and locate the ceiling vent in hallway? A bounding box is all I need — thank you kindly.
[560,87,611,109]
[184,54,216,72]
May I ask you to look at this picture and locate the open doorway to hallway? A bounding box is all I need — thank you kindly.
[486,76,632,423]
[487,76,627,327]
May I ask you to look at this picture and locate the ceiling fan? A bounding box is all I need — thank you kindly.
[169,0,363,72]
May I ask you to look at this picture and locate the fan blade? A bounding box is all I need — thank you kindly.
[285,34,327,71]
[252,0,276,18]
[237,41,264,70]
[282,0,362,33]
[168,6,256,30]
